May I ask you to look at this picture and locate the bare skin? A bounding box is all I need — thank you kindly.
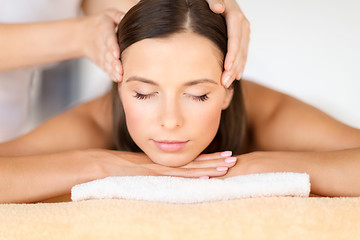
[1,80,360,203]
[0,0,138,78]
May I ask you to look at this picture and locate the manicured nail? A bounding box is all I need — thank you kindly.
[225,157,237,163]
[223,75,231,88]
[221,151,232,157]
[199,176,210,179]
[216,167,228,172]
[214,3,224,11]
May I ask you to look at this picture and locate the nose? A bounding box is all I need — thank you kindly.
[159,98,184,129]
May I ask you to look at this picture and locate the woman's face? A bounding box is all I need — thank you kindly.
[119,32,233,167]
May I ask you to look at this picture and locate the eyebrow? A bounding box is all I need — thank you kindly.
[125,76,218,86]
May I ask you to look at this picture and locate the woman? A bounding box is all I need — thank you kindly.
[1,0,360,204]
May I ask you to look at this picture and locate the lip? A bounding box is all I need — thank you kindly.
[152,140,189,153]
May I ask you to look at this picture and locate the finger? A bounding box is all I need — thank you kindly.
[230,48,247,81]
[105,33,119,58]
[223,19,249,85]
[184,157,237,169]
[104,51,120,81]
[224,30,241,70]
[104,61,112,74]
[166,167,229,178]
[206,0,225,14]
[236,59,246,80]
[104,8,124,24]
[236,28,250,80]
[113,61,123,82]
[195,151,232,161]
[221,71,234,88]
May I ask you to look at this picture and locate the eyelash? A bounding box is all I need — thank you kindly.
[133,92,209,102]
[191,94,209,102]
[134,92,155,100]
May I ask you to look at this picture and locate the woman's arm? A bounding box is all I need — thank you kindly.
[236,81,360,196]
[0,148,238,203]
[0,93,112,203]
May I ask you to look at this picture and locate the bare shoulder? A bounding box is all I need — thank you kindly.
[241,80,360,151]
[77,92,113,137]
[241,80,285,127]
[0,92,114,156]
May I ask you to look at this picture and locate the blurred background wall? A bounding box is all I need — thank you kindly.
[239,0,360,128]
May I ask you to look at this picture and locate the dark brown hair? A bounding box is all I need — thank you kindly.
[112,0,248,154]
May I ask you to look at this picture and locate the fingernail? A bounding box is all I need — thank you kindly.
[115,65,120,73]
[214,3,224,9]
[223,75,231,88]
[216,167,228,172]
[199,176,210,179]
[225,157,237,163]
[227,62,233,71]
[221,151,232,157]
[113,51,117,58]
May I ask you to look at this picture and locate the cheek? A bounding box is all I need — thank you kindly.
[188,102,222,142]
[120,93,153,142]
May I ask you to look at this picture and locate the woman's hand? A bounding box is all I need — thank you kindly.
[81,9,124,81]
[180,151,237,178]
[206,0,250,88]
[92,149,238,179]
[216,151,313,179]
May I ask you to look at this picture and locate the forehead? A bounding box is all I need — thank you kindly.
[121,32,223,84]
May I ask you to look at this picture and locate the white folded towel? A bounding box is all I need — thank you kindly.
[71,172,310,203]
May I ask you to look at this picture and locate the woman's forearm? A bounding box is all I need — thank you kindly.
[0,150,102,203]
[233,149,360,197]
[307,149,360,197]
[0,19,84,71]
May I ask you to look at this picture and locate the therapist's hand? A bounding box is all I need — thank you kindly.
[82,9,124,82]
[206,0,250,88]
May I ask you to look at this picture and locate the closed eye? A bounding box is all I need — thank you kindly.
[133,92,157,100]
[190,94,209,102]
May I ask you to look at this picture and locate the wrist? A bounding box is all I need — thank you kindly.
[72,149,111,182]
[72,17,90,59]
[237,151,314,175]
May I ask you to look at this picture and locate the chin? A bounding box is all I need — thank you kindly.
[146,152,196,167]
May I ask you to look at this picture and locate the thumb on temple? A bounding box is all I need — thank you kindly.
[206,0,225,14]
